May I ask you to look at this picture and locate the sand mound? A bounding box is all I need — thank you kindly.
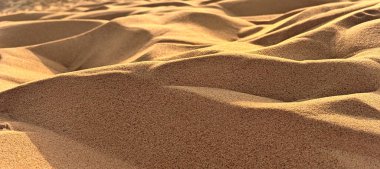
[0,0,380,168]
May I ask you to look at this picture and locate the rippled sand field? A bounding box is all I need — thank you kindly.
[0,0,380,168]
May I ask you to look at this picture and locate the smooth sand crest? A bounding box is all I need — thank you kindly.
[0,0,380,168]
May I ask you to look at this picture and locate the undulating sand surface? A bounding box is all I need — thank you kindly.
[1,0,380,168]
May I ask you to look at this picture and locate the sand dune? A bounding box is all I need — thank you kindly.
[0,0,380,168]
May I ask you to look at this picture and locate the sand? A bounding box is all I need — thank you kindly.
[0,0,380,168]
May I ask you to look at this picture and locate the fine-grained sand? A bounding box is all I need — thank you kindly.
[1,0,380,168]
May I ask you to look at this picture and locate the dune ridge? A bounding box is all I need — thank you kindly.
[0,0,380,168]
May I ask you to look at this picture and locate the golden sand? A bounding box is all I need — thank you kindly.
[0,0,380,168]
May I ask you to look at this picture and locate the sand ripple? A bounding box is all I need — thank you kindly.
[0,0,380,168]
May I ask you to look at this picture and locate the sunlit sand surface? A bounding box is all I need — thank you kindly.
[0,0,380,168]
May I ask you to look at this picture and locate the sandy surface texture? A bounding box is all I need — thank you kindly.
[0,0,116,13]
[0,0,380,168]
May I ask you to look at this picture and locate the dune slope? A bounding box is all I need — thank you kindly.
[0,0,380,168]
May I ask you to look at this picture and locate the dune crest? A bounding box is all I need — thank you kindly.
[1,0,380,168]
